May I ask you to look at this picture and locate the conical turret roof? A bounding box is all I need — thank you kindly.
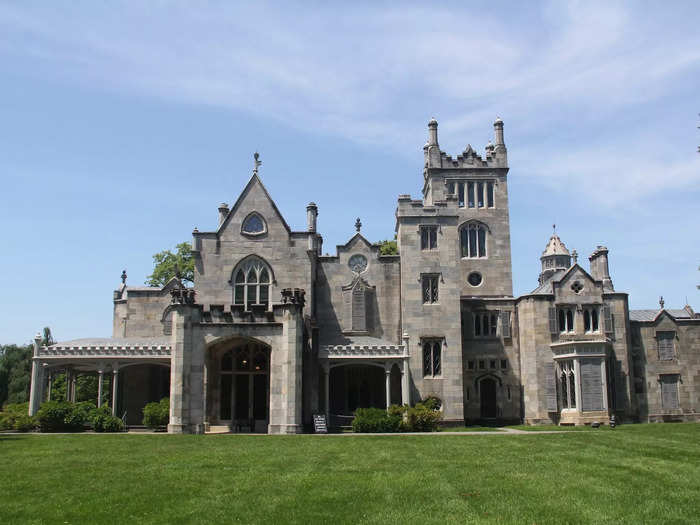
[542,233,570,257]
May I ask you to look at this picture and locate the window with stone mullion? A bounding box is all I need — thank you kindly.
[422,340,442,377]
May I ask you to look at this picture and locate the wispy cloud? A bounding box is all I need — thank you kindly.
[0,1,698,205]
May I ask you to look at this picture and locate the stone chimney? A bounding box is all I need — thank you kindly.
[492,117,507,167]
[307,202,318,251]
[306,202,318,232]
[218,203,229,226]
[423,118,442,169]
[589,246,613,290]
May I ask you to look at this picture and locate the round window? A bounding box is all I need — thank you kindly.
[348,254,368,273]
[468,272,482,287]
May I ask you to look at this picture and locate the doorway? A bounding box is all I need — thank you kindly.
[480,377,498,419]
[219,343,269,432]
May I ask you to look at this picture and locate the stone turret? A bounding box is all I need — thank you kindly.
[539,230,572,285]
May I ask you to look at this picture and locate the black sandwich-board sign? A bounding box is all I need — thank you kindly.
[313,414,328,434]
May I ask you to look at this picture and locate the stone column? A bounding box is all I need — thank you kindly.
[65,368,72,401]
[71,374,77,403]
[97,370,104,407]
[112,368,119,416]
[268,302,304,434]
[385,366,391,410]
[47,370,53,402]
[600,358,610,413]
[401,359,410,406]
[28,333,44,416]
[402,333,411,406]
[573,359,583,415]
[323,362,330,419]
[168,303,204,434]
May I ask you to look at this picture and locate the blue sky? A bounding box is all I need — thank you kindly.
[1,1,698,345]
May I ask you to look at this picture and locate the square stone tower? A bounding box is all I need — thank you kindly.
[397,118,514,423]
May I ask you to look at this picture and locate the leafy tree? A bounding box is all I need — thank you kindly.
[378,237,398,255]
[145,242,194,287]
[0,344,32,407]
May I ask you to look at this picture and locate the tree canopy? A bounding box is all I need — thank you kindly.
[145,242,195,287]
[377,238,398,256]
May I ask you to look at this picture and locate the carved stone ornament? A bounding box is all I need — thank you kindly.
[348,254,368,274]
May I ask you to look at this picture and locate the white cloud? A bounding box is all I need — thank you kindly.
[0,1,698,205]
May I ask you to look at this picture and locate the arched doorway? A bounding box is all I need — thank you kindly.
[219,342,270,432]
[480,377,498,419]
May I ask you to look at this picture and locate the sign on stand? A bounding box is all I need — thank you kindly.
[313,414,328,434]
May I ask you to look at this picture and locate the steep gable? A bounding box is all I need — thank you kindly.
[552,264,603,303]
[218,174,292,241]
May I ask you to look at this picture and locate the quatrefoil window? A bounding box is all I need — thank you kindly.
[571,281,584,294]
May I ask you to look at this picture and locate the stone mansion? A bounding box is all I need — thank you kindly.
[28,118,700,432]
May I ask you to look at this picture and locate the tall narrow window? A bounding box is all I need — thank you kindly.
[558,360,576,409]
[657,332,675,360]
[458,183,465,207]
[460,222,488,259]
[583,307,599,333]
[232,257,272,310]
[422,340,442,377]
[473,312,498,338]
[467,182,475,208]
[420,226,438,250]
[558,307,575,333]
[422,274,439,304]
[477,182,484,207]
[660,374,679,410]
[487,182,495,208]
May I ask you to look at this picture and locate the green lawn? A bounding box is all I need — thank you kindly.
[1,424,699,524]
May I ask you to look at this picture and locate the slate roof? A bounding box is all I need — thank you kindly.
[629,309,694,322]
[542,234,570,257]
[529,269,567,295]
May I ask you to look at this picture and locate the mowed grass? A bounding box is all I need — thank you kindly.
[1,424,699,524]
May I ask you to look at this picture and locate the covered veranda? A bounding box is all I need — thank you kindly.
[319,337,410,426]
[28,335,172,425]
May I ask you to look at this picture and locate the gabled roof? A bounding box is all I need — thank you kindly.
[219,173,292,235]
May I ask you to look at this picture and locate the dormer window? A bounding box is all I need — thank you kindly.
[241,212,266,236]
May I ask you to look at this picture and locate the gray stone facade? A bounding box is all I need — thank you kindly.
[28,118,700,431]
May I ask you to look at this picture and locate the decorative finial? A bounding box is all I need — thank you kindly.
[552,223,556,234]
[121,270,127,284]
[572,250,578,263]
[253,152,262,175]
[355,217,362,232]
[659,296,665,309]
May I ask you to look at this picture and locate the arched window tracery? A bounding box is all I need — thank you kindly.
[232,257,272,310]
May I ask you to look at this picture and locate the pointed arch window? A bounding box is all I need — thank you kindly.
[241,212,266,236]
[460,222,488,258]
[232,257,272,310]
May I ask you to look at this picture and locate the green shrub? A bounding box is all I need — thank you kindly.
[352,407,404,433]
[0,402,30,430]
[12,413,36,432]
[91,405,124,432]
[36,401,92,432]
[406,402,442,432]
[421,395,442,411]
[143,397,169,430]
